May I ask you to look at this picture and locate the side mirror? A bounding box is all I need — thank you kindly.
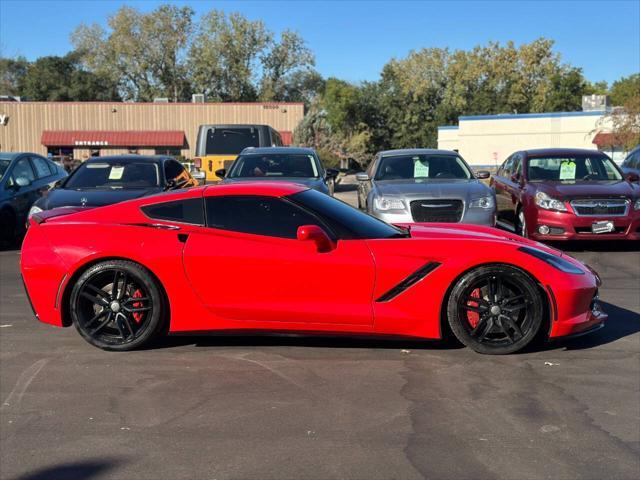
[296,225,336,253]
[15,177,31,188]
[215,168,226,178]
[475,170,490,179]
[325,168,339,179]
[625,172,639,182]
[510,173,524,186]
[355,172,370,182]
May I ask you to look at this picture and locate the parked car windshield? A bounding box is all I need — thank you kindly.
[63,162,160,190]
[205,127,260,155]
[229,153,320,178]
[527,155,623,182]
[288,189,408,239]
[0,159,10,180]
[375,154,472,181]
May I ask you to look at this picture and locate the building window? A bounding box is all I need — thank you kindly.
[155,148,181,156]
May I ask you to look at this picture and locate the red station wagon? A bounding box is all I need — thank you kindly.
[491,148,640,241]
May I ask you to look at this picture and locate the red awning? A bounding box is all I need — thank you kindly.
[41,130,186,147]
[592,132,621,148]
[279,131,293,146]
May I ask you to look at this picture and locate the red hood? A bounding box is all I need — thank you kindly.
[531,180,639,199]
[395,222,563,256]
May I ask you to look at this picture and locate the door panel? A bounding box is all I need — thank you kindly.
[183,229,375,326]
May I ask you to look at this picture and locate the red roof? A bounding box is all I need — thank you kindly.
[592,132,621,148]
[41,130,186,147]
[279,131,293,146]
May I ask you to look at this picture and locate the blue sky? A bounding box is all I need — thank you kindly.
[1,0,639,84]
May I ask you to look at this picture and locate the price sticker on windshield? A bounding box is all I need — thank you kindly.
[559,160,576,180]
[108,166,125,180]
[414,158,429,178]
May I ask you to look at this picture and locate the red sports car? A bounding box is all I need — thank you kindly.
[21,182,606,355]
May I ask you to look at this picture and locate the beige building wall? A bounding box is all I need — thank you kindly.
[0,101,305,158]
[438,111,611,167]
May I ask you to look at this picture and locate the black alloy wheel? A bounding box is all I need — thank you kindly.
[70,260,165,351]
[447,265,544,354]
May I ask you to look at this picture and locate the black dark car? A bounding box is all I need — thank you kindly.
[28,155,198,219]
[0,152,68,246]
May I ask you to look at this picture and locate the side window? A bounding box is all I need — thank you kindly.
[46,159,58,175]
[12,157,36,183]
[367,156,378,177]
[164,160,186,182]
[499,156,513,176]
[630,152,639,169]
[272,130,282,146]
[31,156,52,178]
[205,195,321,239]
[512,155,522,177]
[141,198,204,225]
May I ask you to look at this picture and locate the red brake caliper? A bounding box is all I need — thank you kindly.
[132,289,144,323]
[467,288,481,328]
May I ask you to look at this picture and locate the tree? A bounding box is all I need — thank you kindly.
[19,52,119,101]
[273,69,325,107]
[607,96,640,150]
[72,4,194,101]
[188,10,269,101]
[610,74,640,106]
[0,56,28,96]
[259,30,315,101]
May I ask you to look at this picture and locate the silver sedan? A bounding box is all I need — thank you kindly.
[356,149,496,226]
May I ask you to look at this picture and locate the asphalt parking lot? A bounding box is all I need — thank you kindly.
[1,188,639,480]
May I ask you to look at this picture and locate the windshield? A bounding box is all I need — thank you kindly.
[64,162,160,190]
[527,155,623,182]
[288,189,408,239]
[0,159,10,180]
[375,154,472,181]
[229,153,320,178]
[205,127,260,155]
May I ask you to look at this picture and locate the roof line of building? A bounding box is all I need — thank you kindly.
[437,126,459,130]
[0,101,305,106]
[458,110,606,121]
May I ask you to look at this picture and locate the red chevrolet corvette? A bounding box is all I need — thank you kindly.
[21,182,606,354]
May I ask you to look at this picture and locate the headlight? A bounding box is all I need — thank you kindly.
[634,199,640,211]
[373,196,406,211]
[518,246,584,275]
[535,191,568,212]
[469,196,495,209]
[28,205,43,218]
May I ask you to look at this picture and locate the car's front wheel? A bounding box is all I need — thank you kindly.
[446,265,544,354]
[70,260,166,351]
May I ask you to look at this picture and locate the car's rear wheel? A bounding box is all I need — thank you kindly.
[447,265,544,354]
[70,260,165,351]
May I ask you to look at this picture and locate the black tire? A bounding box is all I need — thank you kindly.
[70,260,166,351]
[0,208,17,247]
[446,264,544,354]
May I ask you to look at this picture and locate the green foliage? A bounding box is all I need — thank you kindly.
[260,30,316,102]
[21,52,120,101]
[72,4,194,101]
[69,4,316,103]
[189,10,269,101]
[301,38,606,163]
[610,74,640,106]
[0,56,28,96]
